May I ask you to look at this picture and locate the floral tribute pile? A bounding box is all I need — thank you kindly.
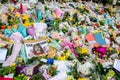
[0,0,120,80]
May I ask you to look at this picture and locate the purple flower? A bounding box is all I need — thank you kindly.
[16,66,27,74]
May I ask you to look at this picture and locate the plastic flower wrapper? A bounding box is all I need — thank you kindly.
[2,32,23,67]
[0,14,8,27]
[50,31,62,40]
[60,39,78,58]
[45,15,55,27]
[53,8,64,19]
[33,22,47,39]
[47,46,57,58]
[59,22,70,34]
[36,10,42,22]
[57,49,72,61]
[27,26,35,38]
[49,40,61,51]
[17,24,27,38]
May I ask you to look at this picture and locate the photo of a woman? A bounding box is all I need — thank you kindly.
[33,43,44,56]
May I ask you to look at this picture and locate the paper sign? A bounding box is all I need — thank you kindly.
[24,40,49,59]
[114,59,120,72]
[0,48,7,63]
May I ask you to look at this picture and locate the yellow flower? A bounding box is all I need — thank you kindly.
[94,30,99,33]
[10,63,16,67]
[7,26,12,29]
[9,6,14,12]
[41,19,45,22]
[81,47,88,54]
[117,48,120,54]
[78,78,86,80]
[42,35,47,39]
[68,17,73,21]
[98,30,102,33]
[58,56,66,60]
[78,6,83,9]
[17,57,23,62]
[13,25,18,29]
[66,76,74,80]
[22,14,29,20]
[15,13,20,17]
[66,50,71,57]
[47,39,51,43]
[58,39,63,43]
[23,21,30,27]
[72,9,78,13]
[109,47,113,51]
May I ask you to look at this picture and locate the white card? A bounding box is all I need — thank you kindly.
[0,48,7,63]
[114,59,120,72]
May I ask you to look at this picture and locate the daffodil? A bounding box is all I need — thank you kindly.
[109,47,113,51]
[7,26,12,29]
[15,13,21,17]
[81,47,88,54]
[66,50,71,57]
[10,63,16,67]
[17,57,23,62]
[94,30,99,33]
[78,78,86,80]
[66,76,75,80]
[78,6,83,9]
[23,21,30,27]
[72,9,78,13]
[41,19,45,22]
[58,56,66,60]
[68,17,73,21]
[22,14,29,20]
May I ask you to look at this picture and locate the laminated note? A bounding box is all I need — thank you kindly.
[0,48,7,63]
[114,59,120,72]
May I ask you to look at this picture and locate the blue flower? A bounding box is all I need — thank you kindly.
[46,58,54,65]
